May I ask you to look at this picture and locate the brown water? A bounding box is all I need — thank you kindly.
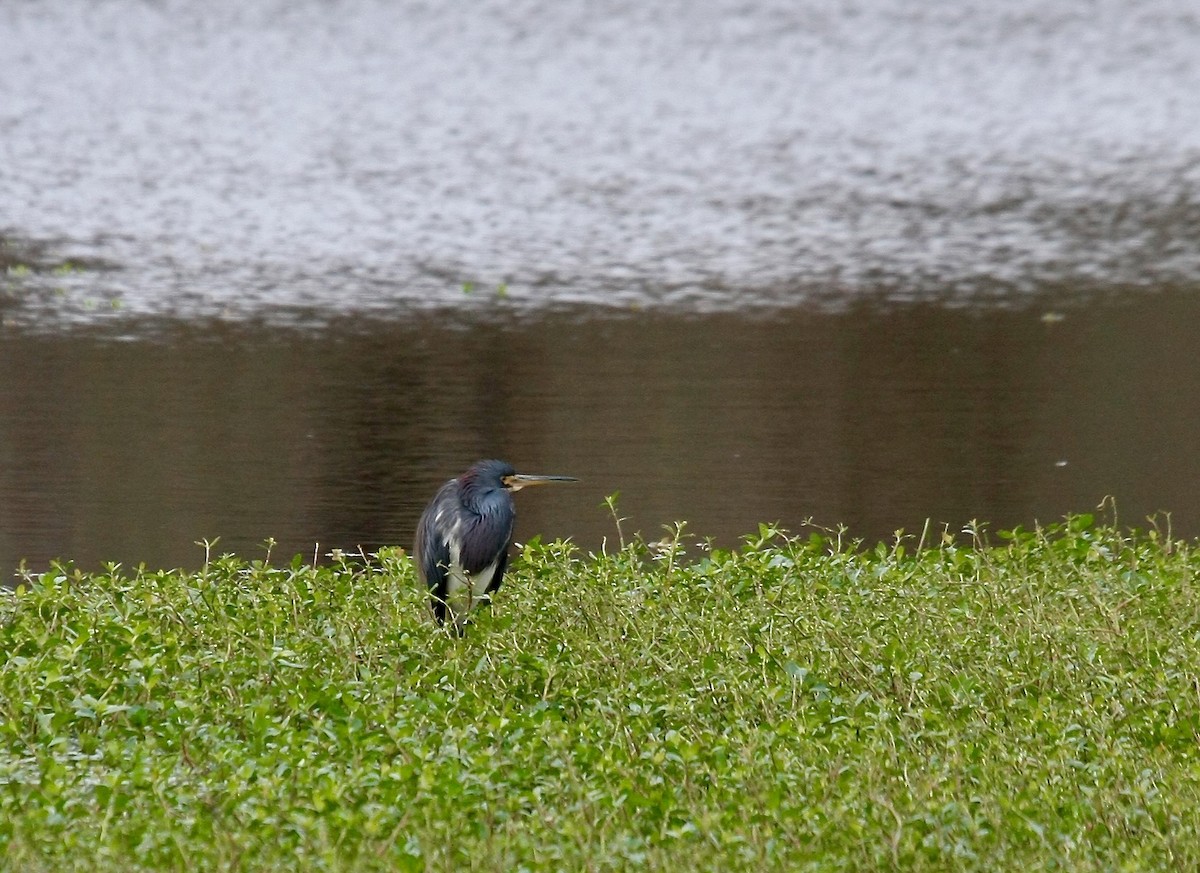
[3,293,1198,576]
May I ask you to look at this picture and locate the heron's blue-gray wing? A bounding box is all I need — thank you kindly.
[414,487,454,625]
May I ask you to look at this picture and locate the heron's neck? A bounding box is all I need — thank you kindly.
[459,481,509,515]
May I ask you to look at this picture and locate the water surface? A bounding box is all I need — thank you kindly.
[3,294,1198,576]
[3,0,1200,325]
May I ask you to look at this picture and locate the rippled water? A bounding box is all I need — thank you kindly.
[4,0,1200,326]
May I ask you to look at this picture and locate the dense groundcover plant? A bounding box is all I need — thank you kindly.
[2,514,1199,870]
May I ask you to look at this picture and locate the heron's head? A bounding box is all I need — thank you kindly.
[461,459,578,495]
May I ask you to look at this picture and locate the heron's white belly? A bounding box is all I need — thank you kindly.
[445,536,499,629]
[444,559,498,599]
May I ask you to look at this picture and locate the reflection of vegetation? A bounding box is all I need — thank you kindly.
[1,235,120,317]
[2,515,1198,868]
[1,237,84,275]
[461,280,510,298]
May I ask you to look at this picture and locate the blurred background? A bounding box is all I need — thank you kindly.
[2,0,1199,574]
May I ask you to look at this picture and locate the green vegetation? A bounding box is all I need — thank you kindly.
[2,516,1199,870]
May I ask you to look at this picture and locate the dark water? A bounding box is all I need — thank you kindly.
[3,293,1200,576]
[3,1,1200,574]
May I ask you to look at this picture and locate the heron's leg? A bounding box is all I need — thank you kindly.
[444,563,472,633]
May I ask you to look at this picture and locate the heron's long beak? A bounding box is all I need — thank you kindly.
[503,473,578,491]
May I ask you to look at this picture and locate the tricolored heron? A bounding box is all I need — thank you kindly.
[414,459,577,633]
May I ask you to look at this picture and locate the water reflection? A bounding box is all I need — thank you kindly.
[3,294,1198,577]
